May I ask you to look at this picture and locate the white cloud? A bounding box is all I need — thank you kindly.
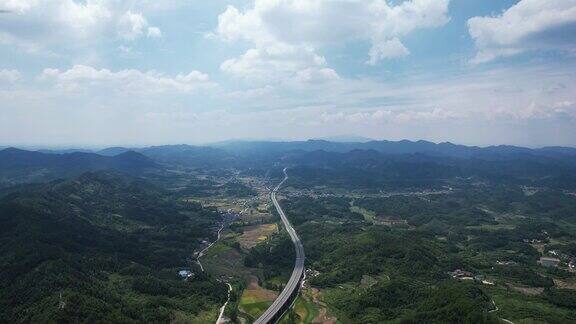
[468,0,576,63]
[214,0,449,85]
[319,108,461,125]
[1,1,111,40]
[220,44,336,84]
[221,60,576,128]
[3,60,576,147]
[118,11,148,40]
[58,0,111,37]
[0,1,162,55]
[40,65,214,94]
[294,67,339,83]
[215,0,450,71]
[147,26,162,38]
[226,85,275,100]
[118,10,162,40]
[216,0,450,49]
[0,68,21,82]
[0,0,37,13]
[367,38,410,65]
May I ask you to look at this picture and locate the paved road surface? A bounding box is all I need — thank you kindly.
[254,168,305,324]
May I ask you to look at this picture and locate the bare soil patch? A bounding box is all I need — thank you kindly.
[554,278,576,290]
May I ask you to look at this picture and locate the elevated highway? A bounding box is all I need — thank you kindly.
[254,168,305,324]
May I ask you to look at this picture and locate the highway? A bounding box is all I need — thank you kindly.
[254,168,305,324]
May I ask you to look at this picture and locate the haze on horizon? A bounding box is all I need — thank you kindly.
[1,0,576,148]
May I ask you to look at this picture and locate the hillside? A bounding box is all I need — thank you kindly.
[0,172,227,323]
[213,139,576,159]
[283,149,576,189]
[0,148,158,188]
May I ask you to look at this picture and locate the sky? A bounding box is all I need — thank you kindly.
[1,0,576,148]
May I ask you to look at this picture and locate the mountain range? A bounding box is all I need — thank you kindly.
[2,139,576,189]
[20,139,576,159]
[0,148,157,188]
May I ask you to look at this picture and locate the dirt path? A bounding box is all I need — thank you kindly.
[216,283,232,324]
[197,222,225,272]
[489,299,515,324]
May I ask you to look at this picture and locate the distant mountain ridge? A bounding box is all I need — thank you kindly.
[96,145,232,166]
[2,140,576,179]
[37,149,94,154]
[0,148,158,188]
[210,139,576,159]
[12,139,575,160]
[0,148,156,169]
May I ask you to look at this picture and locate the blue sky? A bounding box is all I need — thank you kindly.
[1,0,575,147]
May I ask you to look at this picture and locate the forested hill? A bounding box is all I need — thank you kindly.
[211,139,576,159]
[0,172,227,323]
[247,149,576,190]
[83,140,576,173]
[0,148,158,188]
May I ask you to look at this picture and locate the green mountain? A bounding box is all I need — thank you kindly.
[0,148,158,189]
[0,172,226,323]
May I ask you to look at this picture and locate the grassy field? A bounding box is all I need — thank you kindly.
[295,296,320,323]
[278,295,320,324]
[202,236,258,280]
[238,276,278,322]
[350,205,376,223]
[171,307,220,324]
[238,223,278,250]
[465,223,517,231]
[239,299,272,322]
[200,226,283,323]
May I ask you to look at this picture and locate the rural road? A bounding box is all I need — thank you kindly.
[196,222,225,272]
[216,283,233,324]
[255,168,305,324]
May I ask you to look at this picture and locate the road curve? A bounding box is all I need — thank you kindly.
[254,168,305,324]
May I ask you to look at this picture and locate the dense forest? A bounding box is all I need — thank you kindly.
[0,172,227,323]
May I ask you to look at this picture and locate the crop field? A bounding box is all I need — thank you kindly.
[238,223,279,250]
[238,276,278,321]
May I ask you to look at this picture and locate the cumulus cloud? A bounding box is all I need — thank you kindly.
[294,68,339,83]
[468,0,576,64]
[118,10,162,40]
[40,65,214,94]
[118,11,148,40]
[226,85,275,100]
[147,27,162,38]
[0,0,162,54]
[214,0,450,82]
[220,44,338,84]
[222,61,576,127]
[216,0,449,52]
[0,68,21,83]
[0,0,37,13]
[367,38,410,65]
[3,60,576,146]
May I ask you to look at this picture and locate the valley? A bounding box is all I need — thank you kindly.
[1,140,576,323]
[4,2,576,323]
